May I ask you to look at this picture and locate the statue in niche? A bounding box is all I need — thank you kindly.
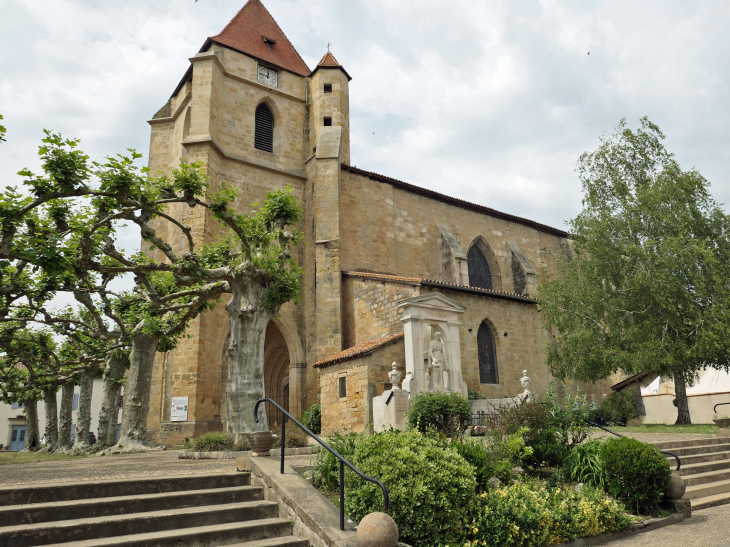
[428,332,449,391]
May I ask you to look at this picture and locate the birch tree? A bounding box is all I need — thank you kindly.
[539,118,730,424]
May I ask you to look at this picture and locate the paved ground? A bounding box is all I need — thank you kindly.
[588,430,716,444]
[603,504,730,547]
[0,451,237,486]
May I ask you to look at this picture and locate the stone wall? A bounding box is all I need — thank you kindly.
[319,339,406,434]
[341,273,420,348]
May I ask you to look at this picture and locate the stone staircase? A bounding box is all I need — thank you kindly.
[0,473,309,547]
[653,437,730,510]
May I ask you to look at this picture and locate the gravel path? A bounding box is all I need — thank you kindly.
[0,451,237,486]
[588,430,716,444]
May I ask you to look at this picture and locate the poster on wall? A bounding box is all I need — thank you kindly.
[171,397,189,422]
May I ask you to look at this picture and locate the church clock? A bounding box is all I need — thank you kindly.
[257,66,278,87]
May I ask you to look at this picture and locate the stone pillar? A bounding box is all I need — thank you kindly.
[289,362,307,419]
[446,321,467,397]
[401,316,425,396]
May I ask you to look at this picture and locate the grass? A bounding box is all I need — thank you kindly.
[602,423,719,435]
[0,451,88,465]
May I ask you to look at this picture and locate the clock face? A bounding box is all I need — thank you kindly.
[258,66,278,87]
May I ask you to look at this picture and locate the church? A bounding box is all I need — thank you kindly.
[145,0,610,445]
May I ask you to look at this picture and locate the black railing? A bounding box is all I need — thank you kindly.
[714,402,730,415]
[254,398,389,531]
[587,419,681,471]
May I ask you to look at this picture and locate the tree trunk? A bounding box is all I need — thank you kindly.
[632,383,646,416]
[115,333,159,450]
[225,282,274,445]
[97,352,128,447]
[673,366,692,425]
[57,382,75,451]
[23,399,40,452]
[42,389,59,451]
[73,370,94,451]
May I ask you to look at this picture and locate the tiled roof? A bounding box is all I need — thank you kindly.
[420,279,537,303]
[312,332,405,368]
[342,271,421,284]
[341,164,570,238]
[610,372,649,392]
[208,0,310,77]
[311,50,352,81]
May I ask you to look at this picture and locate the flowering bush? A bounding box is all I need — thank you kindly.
[461,480,631,547]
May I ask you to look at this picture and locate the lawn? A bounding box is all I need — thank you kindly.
[0,451,88,465]
[606,423,719,435]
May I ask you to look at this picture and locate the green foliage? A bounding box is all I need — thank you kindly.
[345,430,476,546]
[593,390,639,425]
[486,385,591,468]
[301,403,321,434]
[468,389,485,400]
[563,439,605,489]
[0,114,6,143]
[271,427,308,448]
[192,432,235,452]
[312,431,360,491]
[406,390,472,436]
[464,480,631,547]
[538,118,730,423]
[600,436,671,515]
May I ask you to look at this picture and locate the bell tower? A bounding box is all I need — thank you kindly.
[308,51,351,165]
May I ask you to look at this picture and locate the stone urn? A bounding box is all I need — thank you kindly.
[713,418,730,429]
[243,431,277,457]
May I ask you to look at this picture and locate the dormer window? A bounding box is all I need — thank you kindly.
[262,35,277,46]
[324,84,332,93]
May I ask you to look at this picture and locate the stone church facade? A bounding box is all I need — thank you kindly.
[145,0,609,444]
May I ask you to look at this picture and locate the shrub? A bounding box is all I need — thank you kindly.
[406,390,472,436]
[345,429,476,546]
[563,439,604,489]
[593,390,639,425]
[465,480,631,547]
[452,430,533,490]
[301,403,322,434]
[468,389,486,400]
[193,432,235,452]
[271,427,308,448]
[312,431,359,491]
[600,436,671,515]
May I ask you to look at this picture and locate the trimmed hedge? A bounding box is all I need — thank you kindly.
[406,390,471,436]
[600,436,671,515]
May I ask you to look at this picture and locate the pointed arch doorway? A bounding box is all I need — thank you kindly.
[220,320,291,431]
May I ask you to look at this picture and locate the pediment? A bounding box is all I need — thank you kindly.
[397,292,466,313]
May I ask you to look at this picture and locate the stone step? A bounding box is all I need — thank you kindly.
[670,450,730,468]
[0,472,249,507]
[0,500,278,547]
[38,519,297,547]
[691,491,730,511]
[651,437,729,450]
[0,485,263,527]
[676,458,730,478]
[684,477,730,500]
[682,467,730,487]
[658,442,730,458]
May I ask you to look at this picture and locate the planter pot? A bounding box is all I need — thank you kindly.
[713,418,730,429]
[243,431,277,456]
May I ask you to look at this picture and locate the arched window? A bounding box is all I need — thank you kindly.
[254,103,274,152]
[477,322,498,384]
[468,244,492,290]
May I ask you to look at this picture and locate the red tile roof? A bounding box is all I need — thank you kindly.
[311,50,352,81]
[208,0,311,77]
[341,164,570,238]
[312,332,405,368]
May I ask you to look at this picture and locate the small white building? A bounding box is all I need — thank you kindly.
[0,379,123,451]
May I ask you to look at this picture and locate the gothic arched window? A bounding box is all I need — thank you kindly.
[477,322,498,384]
[254,103,274,152]
[468,244,492,290]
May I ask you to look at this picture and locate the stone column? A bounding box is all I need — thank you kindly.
[401,316,425,396]
[289,362,307,419]
[446,321,466,396]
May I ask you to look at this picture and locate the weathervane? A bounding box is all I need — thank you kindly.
[327,42,331,52]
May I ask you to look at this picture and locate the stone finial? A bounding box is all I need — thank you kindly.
[388,362,402,386]
[357,512,399,547]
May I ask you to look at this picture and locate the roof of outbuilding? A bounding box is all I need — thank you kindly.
[312,332,405,368]
[207,0,311,77]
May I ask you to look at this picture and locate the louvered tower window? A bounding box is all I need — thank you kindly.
[255,103,274,152]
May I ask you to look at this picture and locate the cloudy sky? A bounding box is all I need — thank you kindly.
[2,0,729,243]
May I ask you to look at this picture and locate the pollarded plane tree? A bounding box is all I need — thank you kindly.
[538,118,730,424]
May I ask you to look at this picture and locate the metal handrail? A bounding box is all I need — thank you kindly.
[587,419,681,471]
[254,398,389,531]
[714,402,730,414]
